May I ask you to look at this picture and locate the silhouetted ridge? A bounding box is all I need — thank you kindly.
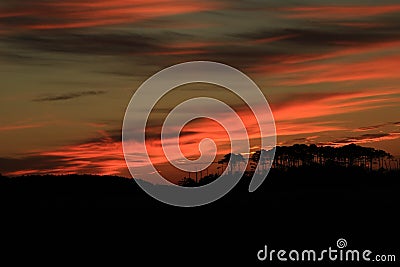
[0,166,398,209]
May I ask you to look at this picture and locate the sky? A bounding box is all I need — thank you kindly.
[0,0,399,179]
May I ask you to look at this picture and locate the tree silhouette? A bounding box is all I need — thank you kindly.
[251,149,274,173]
[177,177,197,187]
[178,144,397,187]
[217,153,245,174]
[252,144,394,171]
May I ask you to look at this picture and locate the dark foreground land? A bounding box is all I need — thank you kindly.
[1,166,399,265]
[1,165,398,209]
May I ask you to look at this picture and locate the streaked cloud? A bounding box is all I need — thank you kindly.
[0,122,46,132]
[34,90,106,102]
[322,132,400,147]
[280,5,400,19]
[1,0,400,176]
[354,121,400,132]
[271,90,399,121]
[0,130,128,177]
[274,56,400,86]
[0,0,224,31]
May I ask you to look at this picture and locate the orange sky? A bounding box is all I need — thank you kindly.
[0,0,399,178]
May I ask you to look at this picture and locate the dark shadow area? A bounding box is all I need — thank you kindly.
[1,144,399,265]
[0,165,398,211]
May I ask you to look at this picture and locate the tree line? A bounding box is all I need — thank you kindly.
[226,144,398,172]
[179,144,399,186]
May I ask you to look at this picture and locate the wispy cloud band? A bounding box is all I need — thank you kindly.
[33,90,106,102]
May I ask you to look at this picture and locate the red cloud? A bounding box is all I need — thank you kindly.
[0,0,223,30]
[249,34,300,45]
[0,122,45,132]
[276,121,344,136]
[266,40,400,65]
[3,91,397,179]
[144,119,231,166]
[289,58,400,86]
[142,90,392,170]
[271,90,399,121]
[164,41,227,49]
[255,54,400,86]
[2,131,128,177]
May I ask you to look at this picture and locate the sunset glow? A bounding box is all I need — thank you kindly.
[1,0,399,178]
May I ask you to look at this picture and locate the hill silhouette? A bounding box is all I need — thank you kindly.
[0,165,398,210]
[1,164,399,264]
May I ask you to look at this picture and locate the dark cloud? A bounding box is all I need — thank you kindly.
[7,8,400,73]
[356,124,387,131]
[6,32,160,55]
[85,130,122,144]
[237,24,400,49]
[323,132,400,146]
[0,0,223,31]
[2,0,400,73]
[355,121,400,132]
[353,133,389,139]
[228,11,400,69]
[34,90,106,102]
